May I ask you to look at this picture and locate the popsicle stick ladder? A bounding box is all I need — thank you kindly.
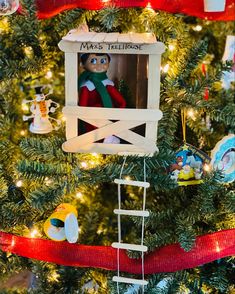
[112,158,149,292]
[58,30,165,156]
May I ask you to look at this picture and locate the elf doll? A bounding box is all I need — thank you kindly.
[78,53,126,144]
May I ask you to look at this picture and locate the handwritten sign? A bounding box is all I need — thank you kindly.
[80,42,143,52]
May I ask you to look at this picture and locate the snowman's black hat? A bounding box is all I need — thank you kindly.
[34,86,44,95]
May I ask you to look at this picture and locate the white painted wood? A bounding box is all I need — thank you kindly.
[118,150,157,156]
[81,117,156,152]
[63,106,163,121]
[113,276,148,286]
[90,33,107,43]
[62,32,96,42]
[62,107,161,152]
[117,33,131,43]
[112,242,148,252]
[62,120,143,149]
[62,142,156,154]
[64,53,78,106]
[103,33,120,43]
[58,40,165,55]
[65,117,78,140]
[114,179,150,188]
[114,209,149,217]
[145,54,162,146]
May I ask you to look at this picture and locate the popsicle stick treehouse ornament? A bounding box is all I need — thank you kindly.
[58,29,165,155]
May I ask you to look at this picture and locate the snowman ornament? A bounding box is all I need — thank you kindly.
[23,86,60,134]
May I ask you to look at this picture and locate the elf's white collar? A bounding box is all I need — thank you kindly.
[81,79,114,91]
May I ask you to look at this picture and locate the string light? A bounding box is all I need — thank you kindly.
[22,103,29,111]
[193,25,202,32]
[76,192,83,199]
[45,70,53,79]
[162,64,170,73]
[45,177,53,185]
[125,176,131,181]
[215,241,221,253]
[20,130,27,136]
[187,109,196,120]
[168,44,175,51]
[24,46,33,57]
[203,164,211,172]
[61,115,66,122]
[30,229,39,238]
[81,161,88,168]
[48,271,60,282]
[16,180,23,187]
[145,1,155,13]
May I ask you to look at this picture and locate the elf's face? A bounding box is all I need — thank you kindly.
[84,54,109,73]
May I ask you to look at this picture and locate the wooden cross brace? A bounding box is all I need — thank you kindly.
[62,106,162,155]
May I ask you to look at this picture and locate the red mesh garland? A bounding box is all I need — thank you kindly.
[0,229,234,273]
[30,0,235,20]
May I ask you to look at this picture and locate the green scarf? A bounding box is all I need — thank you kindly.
[78,71,113,108]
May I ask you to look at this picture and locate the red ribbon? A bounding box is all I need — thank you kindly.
[18,0,235,20]
[0,229,234,274]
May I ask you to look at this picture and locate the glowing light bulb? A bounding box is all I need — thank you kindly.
[0,0,19,16]
[81,162,88,168]
[16,180,23,187]
[97,228,103,234]
[20,130,26,136]
[203,164,211,172]
[193,25,202,32]
[11,238,15,247]
[24,46,33,57]
[76,192,83,199]
[162,64,169,73]
[215,241,221,253]
[30,229,39,238]
[45,70,53,79]
[168,44,175,51]
[45,177,52,185]
[187,109,196,120]
[61,116,66,122]
[125,176,131,181]
[22,104,29,111]
[145,1,155,13]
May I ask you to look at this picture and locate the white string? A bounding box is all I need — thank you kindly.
[116,156,127,294]
[141,159,147,293]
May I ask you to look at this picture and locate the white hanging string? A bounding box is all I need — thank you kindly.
[115,157,147,294]
[116,156,127,294]
[141,159,147,293]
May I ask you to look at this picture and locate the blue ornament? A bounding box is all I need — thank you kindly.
[211,134,235,183]
[170,143,210,186]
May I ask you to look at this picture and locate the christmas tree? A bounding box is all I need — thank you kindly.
[0,0,234,293]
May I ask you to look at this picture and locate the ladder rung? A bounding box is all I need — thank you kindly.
[114,209,149,217]
[112,242,148,252]
[114,179,150,188]
[113,276,148,286]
